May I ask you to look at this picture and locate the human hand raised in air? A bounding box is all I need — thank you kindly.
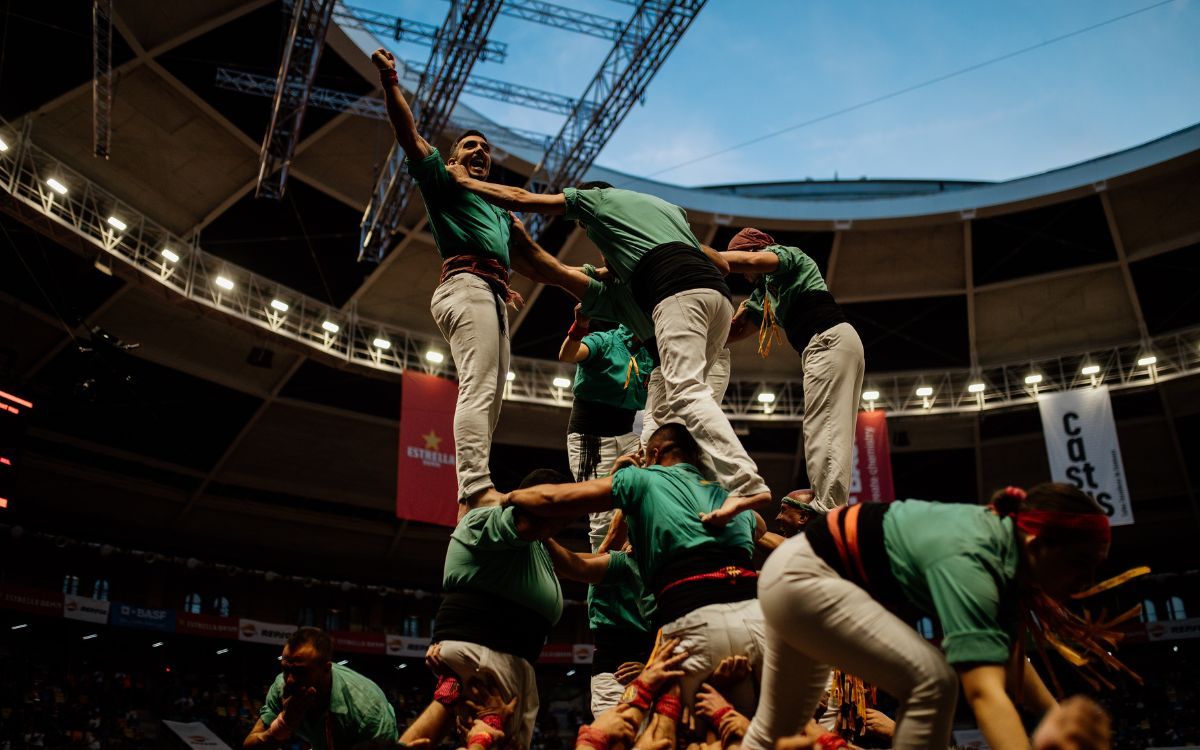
[370,48,395,70]
[700,492,772,528]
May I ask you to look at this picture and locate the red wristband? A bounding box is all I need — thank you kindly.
[433,675,461,705]
[576,725,609,750]
[379,68,399,86]
[817,732,848,750]
[710,705,733,725]
[654,693,682,722]
[618,678,653,711]
[468,732,494,749]
[479,714,504,732]
[568,321,588,340]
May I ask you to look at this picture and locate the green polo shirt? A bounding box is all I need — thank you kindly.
[573,326,655,410]
[260,663,397,750]
[563,187,700,283]
[581,277,655,341]
[589,550,654,632]
[610,463,755,586]
[741,245,828,327]
[443,506,563,625]
[408,148,512,267]
[883,500,1020,665]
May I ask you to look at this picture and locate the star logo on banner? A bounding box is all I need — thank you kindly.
[422,430,442,451]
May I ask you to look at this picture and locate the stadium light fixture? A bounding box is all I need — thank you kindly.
[372,337,391,350]
[1025,374,1043,385]
[915,386,933,398]
[46,178,68,195]
[425,350,444,364]
[321,321,340,334]
[11,623,28,630]
[0,137,8,152]
[1137,355,1157,367]
[967,383,986,393]
[552,376,572,389]
[161,248,180,263]
[82,633,98,640]
[216,648,229,655]
[757,392,776,404]
[215,276,234,291]
[1080,364,1100,376]
[151,641,164,648]
[270,299,289,312]
[337,659,349,666]
[506,371,516,382]
[106,216,127,232]
[862,390,879,401]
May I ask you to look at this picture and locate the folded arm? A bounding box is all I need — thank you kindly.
[721,250,779,275]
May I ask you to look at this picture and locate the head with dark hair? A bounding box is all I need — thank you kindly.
[645,423,702,468]
[519,469,570,489]
[448,129,492,180]
[577,181,613,191]
[991,482,1110,597]
[280,626,334,704]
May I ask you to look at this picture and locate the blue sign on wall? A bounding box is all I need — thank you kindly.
[110,602,176,632]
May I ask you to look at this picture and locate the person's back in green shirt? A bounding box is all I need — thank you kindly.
[573,326,655,411]
[740,244,828,330]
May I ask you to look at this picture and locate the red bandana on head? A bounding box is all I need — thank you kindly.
[727,227,775,252]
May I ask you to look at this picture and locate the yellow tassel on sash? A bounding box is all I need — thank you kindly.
[623,355,640,390]
[757,290,784,358]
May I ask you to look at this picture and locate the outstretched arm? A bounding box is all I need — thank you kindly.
[701,245,731,276]
[508,214,592,299]
[505,476,615,518]
[545,539,611,584]
[721,250,779,275]
[370,49,433,162]
[959,664,1031,750]
[727,300,757,343]
[446,164,566,214]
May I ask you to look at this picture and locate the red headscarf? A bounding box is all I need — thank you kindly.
[727,227,775,252]
[999,486,1112,545]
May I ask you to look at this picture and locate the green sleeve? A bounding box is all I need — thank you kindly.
[768,245,805,276]
[610,467,647,513]
[406,148,449,199]
[581,278,619,324]
[563,187,604,225]
[741,289,765,325]
[259,675,284,724]
[924,557,1012,665]
[602,550,638,586]
[472,507,528,550]
[580,331,608,365]
[366,701,399,741]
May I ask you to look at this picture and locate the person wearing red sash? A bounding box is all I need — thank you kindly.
[742,484,1116,750]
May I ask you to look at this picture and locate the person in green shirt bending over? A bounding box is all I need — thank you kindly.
[742,484,1119,750]
[426,469,568,750]
[503,423,768,716]
[244,628,397,750]
[440,167,771,523]
[372,49,551,512]
[723,228,865,514]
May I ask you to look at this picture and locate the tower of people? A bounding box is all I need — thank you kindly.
[241,49,1129,750]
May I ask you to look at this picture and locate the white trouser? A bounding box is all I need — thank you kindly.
[566,431,640,552]
[641,348,731,443]
[589,672,624,717]
[437,640,539,750]
[742,536,958,750]
[799,322,865,511]
[430,274,510,501]
[659,598,766,715]
[650,290,766,496]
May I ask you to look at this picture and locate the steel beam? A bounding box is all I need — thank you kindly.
[255,0,337,199]
[92,0,114,159]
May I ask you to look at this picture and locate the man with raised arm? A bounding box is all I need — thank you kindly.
[372,48,547,511]
[440,170,769,514]
[504,423,769,714]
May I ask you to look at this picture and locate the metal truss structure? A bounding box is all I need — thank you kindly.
[402,59,580,116]
[334,4,507,63]
[256,0,337,199]
[358,1,504,263]
[214,67,554,151]
[4,119,1199,421]
[92,0,114,159]
[521,0,707,239]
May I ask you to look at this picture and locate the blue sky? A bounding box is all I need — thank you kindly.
[359,0,1200,186]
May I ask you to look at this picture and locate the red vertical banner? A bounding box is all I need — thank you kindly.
[398,371,459,527]
[848,410,895,504]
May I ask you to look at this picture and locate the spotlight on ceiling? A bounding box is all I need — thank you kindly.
[425,350,444,364]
